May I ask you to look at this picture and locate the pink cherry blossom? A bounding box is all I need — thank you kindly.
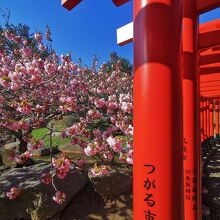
[66,124,78,136]
[94,99,105,108]
[104,152,114,161]
[126,149,133,165]
[3,30,14,41]
[77,158,86,167]
[31,139,44,150]
[52,155,71,179]
[84,144,96,156]
[34,32,43,42]
[90,165,111,177]
[0,95,4,104]
[93,129,101,137]
[53,191,66,205]
[22,47,32,56]
[106,136,116,147]
[11,151,32,165]
[41,172,52,185]
[6,187,21,200]
[126,157,133,165]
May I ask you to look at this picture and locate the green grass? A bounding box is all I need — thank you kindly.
[31,128,71,148]
[32,128,48,139]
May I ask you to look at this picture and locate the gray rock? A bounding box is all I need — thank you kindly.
[0,131,15,145]
[31,147,60,156]
[0,162,86,220]
[59,144,82,153]
[50,115,76,128]
[4,142,20,151]
[88,168,132,196]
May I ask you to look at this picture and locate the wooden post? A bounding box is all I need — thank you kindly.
[207,99,210,139]
[215,101,219,138]
[183,0,200,218]
[204,97,207,141]
[133,0,184,219]
[200,97,204,142]
[209,100,214,138]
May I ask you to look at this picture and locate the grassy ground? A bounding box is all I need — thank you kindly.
[31,128,70,148]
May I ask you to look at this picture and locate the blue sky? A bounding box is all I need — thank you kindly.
[0,0,219,66]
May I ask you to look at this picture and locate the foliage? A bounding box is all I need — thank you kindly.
[107,52,133,74]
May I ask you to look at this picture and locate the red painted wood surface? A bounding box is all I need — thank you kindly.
[200,66,220,75]
[183,1,200,218]
[200,29,220,50]
[201,73,220,81]
[112,0,129,6]
[207,99,210,138]
[200,18,220,33]
[133,0,183,219]
[204,97,208,140]
[200,52,220,65]
[201,92,220,98]
[197,0,220,14]
[210,100,214,137]
[61,0,82,11]
[200,97,204,142]
[201,86,220,92]
[215,101,219,137]
[201,81,220,88]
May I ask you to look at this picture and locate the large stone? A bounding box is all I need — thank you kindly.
[3,142,20,151]
[50,115,75,128]
[0,162,86,220]
[0,131,15,145]
[31,147,60,156]
[59,144,82,153]
[88,168,132,196]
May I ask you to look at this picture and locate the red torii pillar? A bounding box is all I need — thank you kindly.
[200,97,204,142]
[215,101,219,138]
[206,99,210,139]
[133,1,183,219]
[182,1,200,219]
[209,100,214,138]
[204,97,208,140]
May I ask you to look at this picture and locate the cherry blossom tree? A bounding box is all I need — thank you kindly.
[0,20,133,203]
[0,23,81,153]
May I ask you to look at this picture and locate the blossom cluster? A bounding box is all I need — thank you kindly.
[52,154,71,179]
[8,151,32,165]
[89,164,111,177]
[40,154,72,204]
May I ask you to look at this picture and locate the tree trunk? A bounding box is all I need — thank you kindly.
[19,138,28,153]
[0,153,3,166]
[17,138,34,167]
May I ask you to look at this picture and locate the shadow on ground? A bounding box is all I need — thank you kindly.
[50,183,133,220]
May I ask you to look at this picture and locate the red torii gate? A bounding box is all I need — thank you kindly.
[200,18,220,144]
[61,0,220,219]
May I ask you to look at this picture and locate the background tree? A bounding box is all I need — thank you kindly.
[107,52,133,75]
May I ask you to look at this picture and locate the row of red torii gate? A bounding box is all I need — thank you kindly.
[61,0,220,219]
